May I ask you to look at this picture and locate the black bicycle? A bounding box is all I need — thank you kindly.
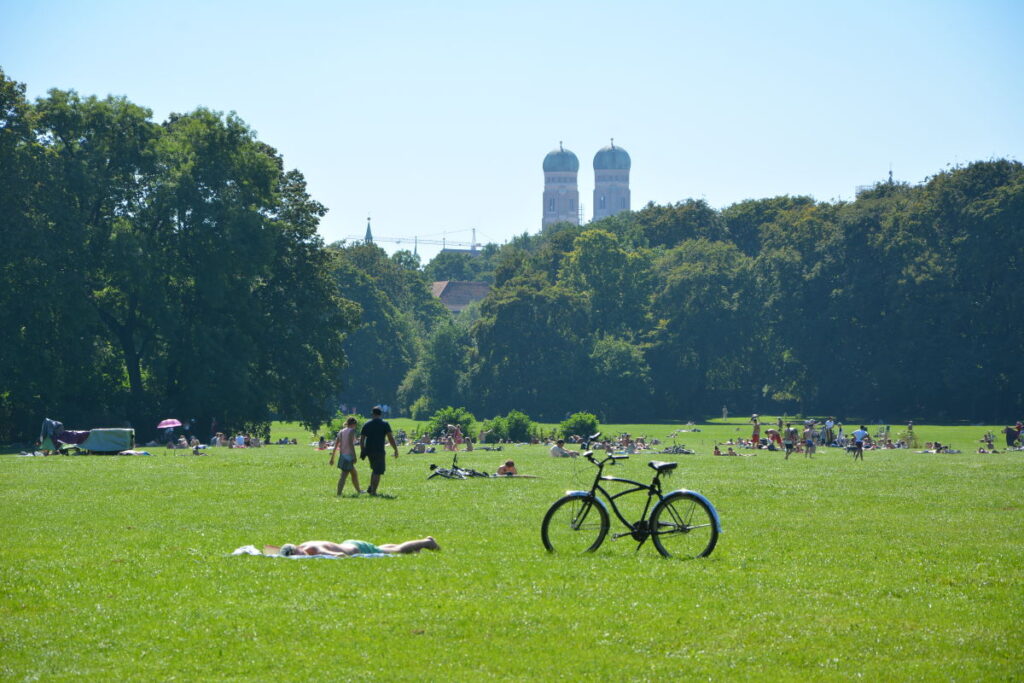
[541,452,720,558]
[427,452,492,480]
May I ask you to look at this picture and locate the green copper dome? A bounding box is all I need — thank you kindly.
[543,144,579,173]
[593,141,631,170]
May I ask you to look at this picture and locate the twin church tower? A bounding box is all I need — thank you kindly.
[542,140,631,228]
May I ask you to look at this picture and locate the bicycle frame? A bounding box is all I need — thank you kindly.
[566,454,670,546]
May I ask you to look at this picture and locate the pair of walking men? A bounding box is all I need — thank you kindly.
[328,406,399,495]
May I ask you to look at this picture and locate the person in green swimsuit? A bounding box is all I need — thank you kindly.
[279,537,439,557]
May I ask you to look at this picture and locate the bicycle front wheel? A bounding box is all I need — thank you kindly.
[541,495,609,553]
[650,492,718,558]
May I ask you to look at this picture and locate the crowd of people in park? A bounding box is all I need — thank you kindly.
[150,430,274,450]
[709,415,1024,458]
[716,415,919,458]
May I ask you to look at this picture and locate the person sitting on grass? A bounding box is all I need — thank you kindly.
[278,537,439,557]
[497,460,518,476]
[549,439,573,457]
[713,445,722,456]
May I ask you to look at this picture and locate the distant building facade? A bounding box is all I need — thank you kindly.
[542,140,631,227]
[592,140,631,221]
[542,143,580,228]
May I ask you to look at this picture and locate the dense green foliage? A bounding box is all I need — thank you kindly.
[326,243,447,413]
[402,165,1024,423]
[2,422,1021,679]
[423,406,477,440]
[4,70,1022,441]
[559,412,599,440]
[480,409,536,442]
[0,71,356,441]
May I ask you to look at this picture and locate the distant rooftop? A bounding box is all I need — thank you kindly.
[431,280,490,313]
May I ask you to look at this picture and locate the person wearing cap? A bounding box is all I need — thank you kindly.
[359,406,399,495]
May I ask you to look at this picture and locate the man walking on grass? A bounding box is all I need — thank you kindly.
[360,406,399,495]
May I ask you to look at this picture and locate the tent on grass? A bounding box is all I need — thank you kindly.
[39,418,135,454]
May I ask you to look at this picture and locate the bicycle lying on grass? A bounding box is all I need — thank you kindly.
[541,451,720,558]
[657,442,695,455]
[427,452,492,480]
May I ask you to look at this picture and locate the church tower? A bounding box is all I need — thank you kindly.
[542,143,580,228]
[592,139,631,221]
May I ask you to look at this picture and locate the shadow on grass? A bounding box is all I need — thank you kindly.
[333,492,399,500]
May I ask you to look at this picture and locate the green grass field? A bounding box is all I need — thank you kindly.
[2,421,1022,680]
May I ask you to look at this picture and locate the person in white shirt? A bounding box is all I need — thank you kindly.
[550,439,573,457]
[851,425,869,460]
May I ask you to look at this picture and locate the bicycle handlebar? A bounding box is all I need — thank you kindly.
[584,451,629,465]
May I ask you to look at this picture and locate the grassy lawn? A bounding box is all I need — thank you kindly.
[1,421,1021,679]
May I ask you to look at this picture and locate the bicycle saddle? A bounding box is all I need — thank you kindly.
[648,461,678,473]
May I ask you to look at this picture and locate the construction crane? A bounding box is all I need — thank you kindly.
[343,222,483,253]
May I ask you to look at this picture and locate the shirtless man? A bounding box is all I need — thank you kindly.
[278,537,439,557]
[783,423,799,459]
[803,424,816,458]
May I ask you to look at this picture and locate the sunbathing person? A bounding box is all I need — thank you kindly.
[497,460,518,475]
[279,537,440,557]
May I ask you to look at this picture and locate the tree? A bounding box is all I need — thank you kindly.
[647,239,758,417]
[558,229,652,336]
[397,320,472,417]
[425,406,477,441]
[560,412,599,440]
[0,79,356,440]
[588,336,653,421]
[329,253,416,413]
[469,276,589,419]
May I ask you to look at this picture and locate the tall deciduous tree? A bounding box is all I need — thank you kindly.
[0,76,356,440]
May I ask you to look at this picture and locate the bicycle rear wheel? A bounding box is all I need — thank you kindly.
[541,495,609,553]
[650,492,718,558]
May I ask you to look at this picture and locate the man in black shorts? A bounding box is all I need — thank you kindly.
[360,406,399,495]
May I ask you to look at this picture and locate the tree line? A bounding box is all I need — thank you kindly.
[411,163,1024,424]
[0,72,358,441]
[2,70,1021,442]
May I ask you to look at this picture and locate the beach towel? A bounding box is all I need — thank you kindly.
[230,545,393,559]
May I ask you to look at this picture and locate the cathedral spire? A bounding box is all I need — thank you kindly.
[364,216,373,243]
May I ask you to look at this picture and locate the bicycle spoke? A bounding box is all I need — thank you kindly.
[542,496,608,553]
[651,492,718,558]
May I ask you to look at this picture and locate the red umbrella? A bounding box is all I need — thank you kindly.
[157,419,182,429]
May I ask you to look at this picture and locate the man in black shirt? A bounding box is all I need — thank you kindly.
[360,406,399,495]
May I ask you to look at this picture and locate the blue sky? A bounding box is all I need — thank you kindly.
[3,0,1022,262]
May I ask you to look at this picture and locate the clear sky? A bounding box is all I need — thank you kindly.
[3,0,1022,262]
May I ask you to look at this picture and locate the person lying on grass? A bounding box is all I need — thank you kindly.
[275,537,440,557]
[497,460,518,475]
